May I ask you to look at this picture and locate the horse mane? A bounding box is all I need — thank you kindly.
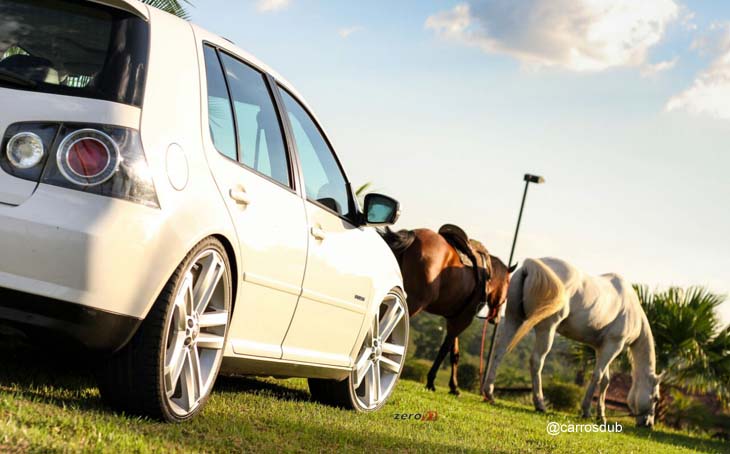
[379,227,416,258]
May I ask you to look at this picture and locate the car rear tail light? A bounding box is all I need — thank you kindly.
[6,132,45,169]
[1,122,159,208]
[57,129,120,186]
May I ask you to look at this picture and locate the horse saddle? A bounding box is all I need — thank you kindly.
[438,224,492,305]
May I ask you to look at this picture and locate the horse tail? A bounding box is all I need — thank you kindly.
[379,227,416,258]
[507,258,566,352]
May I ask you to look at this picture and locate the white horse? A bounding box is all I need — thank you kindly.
[481,257,662,427]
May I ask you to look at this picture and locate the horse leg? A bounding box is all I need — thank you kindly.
[426,333,454,392]
[448,337,460,396]
[581,341,623,419]
[597,370,610,424]
[481,314,521,401]
[530,323,557,412]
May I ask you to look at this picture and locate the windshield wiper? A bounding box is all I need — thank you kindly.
[0,69,37,88]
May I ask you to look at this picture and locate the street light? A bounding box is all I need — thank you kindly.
[479,172,545,390]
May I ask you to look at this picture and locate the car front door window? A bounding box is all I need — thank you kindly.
[280,89,351,217]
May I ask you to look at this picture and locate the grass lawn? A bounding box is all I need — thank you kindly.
[0,334,726,453]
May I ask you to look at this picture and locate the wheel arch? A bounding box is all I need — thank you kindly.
[132,230,240,333]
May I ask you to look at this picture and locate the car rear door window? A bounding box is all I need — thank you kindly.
[280,89,350,217]
[203,45,237,160]
[219,53,290,188]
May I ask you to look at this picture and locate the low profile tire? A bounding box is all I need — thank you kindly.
[309,290,408,412]
[97,238,232,422]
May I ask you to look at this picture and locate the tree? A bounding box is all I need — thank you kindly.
[635,285,730,416]
[141,0,193,19]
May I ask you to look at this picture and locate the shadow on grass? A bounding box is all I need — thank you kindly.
[0,330,103,411]
[214,375,311,403]
[0,330,312,413]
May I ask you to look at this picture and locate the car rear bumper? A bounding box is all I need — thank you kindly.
[0,183,181,321]
[0,286,141,352]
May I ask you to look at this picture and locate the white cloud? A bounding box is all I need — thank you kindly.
[640,57,678,78]
[425,0,679,72]
[666,25,730,120]
[256,0,290,13]
[338,26,364,39]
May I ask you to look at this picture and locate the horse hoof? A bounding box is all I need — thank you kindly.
[425,384,436,392]
[534,399,547,413]
[581,412,591,419]
[482,394,495,403]
[449,389,461,397]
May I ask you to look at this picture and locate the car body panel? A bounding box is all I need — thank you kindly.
[280,202,370,367]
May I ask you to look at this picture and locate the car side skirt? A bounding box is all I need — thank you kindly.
[220,354,351,381]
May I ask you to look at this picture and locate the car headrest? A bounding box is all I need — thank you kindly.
[0,54,55,83]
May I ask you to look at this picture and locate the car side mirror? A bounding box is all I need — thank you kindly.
[362,193,400,226]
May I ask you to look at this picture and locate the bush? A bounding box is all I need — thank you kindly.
[544,382,583,412]
[665,390,715,431]
[401,359,431,383]
[458,362,480,392]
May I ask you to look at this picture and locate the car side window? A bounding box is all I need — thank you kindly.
[280,89,351,218]
[219,53,291,188]
[203,45,236,160]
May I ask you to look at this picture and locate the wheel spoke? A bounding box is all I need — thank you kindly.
[164,334,187,397]
[380,356,401,374]
[382,342,405,357]
[199,311,228,328]
[196,332,225,350]
[181,348,202,410]
[379,302,404,341]
[193,253,225,314]
[174,273,194,329]
[368,361,381,407]
[353,349,372,388]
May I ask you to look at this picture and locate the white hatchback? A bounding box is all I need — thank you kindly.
[0,0,408,421]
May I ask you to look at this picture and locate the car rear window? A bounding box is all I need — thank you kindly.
[0,0,149,107]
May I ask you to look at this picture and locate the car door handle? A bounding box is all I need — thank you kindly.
[310,225,326,241]
[229,187,251,205]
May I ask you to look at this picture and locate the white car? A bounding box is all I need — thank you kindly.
[0,0,408,422]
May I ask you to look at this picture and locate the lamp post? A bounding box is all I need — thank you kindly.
[480,173,545,393]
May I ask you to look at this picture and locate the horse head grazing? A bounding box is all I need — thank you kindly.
[484,258,518,322]
[628,372,662,428]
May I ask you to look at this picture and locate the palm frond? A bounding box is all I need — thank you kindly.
[140,0,193,20]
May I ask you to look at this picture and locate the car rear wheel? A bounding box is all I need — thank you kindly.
[97,238,232,422]
[309,290,408,412]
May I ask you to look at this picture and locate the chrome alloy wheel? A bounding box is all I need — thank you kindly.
[162,249,230,417]
[351,293,408,410]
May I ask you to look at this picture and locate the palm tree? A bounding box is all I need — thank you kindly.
[141,0,193,19]
[635,285,730,417]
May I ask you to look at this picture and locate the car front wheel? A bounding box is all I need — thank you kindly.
[309,290,408,412]
[97,237,232,422]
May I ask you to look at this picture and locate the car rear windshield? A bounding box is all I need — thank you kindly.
[0,0,149,107]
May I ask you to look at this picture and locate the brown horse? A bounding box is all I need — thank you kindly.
[381,227,515,395]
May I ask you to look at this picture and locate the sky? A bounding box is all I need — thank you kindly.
[191,0,730,326]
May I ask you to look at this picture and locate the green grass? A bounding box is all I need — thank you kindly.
[0,336,726,453]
